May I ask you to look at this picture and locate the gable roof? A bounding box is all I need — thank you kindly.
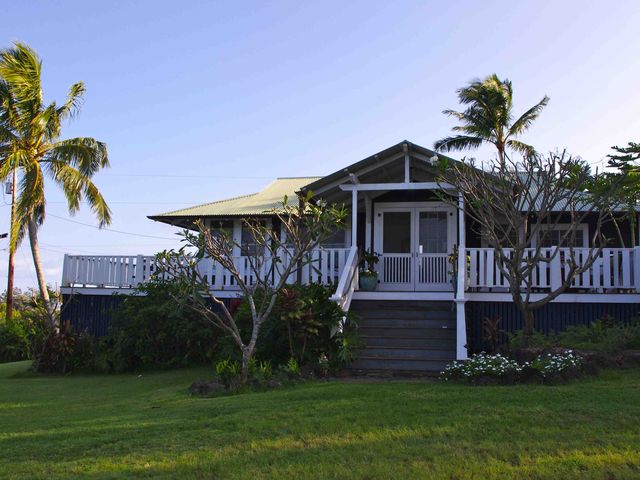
[148,177,320,226]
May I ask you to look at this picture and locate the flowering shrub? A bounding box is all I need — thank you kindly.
[441,350,586,384]
[528,351,583,377]
[440,353,522,381]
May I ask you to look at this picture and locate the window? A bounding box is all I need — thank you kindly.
[418,212,448,253]
[321,227,346,249]
[241,221,267,256]
[209,220,233,240]
[482,225,519,248]
[537,224,587,248]
[383,211,411,253]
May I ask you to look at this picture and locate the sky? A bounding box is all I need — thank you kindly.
[1,1,639,290]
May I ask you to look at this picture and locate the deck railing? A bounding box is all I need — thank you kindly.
[62,248,351,290]
[466,247,640,292]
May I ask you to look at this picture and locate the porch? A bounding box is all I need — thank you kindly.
[61,247,640,297]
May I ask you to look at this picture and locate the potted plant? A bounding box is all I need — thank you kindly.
[359,250,380,291]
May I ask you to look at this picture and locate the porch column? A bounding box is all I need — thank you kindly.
[351,189,358,247]
[455,192,468,360]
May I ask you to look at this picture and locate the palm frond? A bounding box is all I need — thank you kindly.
[508,96,549,137]
[0,42,43,123]
[507,139,537,158]
[46,161,112,226]
[45,137,109,176]
[57,82,85,121]
[434,135,484,152]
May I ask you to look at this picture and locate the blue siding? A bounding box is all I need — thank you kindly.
[61,293,235,337]
[467,301,640,352]
[61,294,126,337]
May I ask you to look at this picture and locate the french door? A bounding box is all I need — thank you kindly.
[373,203,455,291]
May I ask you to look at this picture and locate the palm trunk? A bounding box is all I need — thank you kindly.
[5,168,17,321]
[27,219,56,329]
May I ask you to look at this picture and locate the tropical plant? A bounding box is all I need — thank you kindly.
[434,74,549,162]
[155,194,346,382]
[359,250,380,276]
[0,42,111,327]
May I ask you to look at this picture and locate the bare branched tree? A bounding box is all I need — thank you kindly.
[440,151,626,339]
[155,194,346,381]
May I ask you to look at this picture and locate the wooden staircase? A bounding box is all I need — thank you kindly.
[349,300,456,373]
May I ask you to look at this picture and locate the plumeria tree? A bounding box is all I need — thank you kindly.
[440,151,626,340]
[156,194,346,382]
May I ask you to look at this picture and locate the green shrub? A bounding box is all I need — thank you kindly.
[34,322,94,373]
[508,317,640,354]
[528,351,583,376]
[0,291,50,363]
[98,280,221,372]
[233,283,360,370]
[280,357,301,378]
[508,329,556,350]
[556,321,640,352]
[214,359,241,387]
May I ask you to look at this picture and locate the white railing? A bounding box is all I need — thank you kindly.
[417,253,450,286]
[62,248,351,290]
[329,246,359,311]
[378,253,451,290]
[467,247,640,292]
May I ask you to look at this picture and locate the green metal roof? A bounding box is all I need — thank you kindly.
[148,177,320,223]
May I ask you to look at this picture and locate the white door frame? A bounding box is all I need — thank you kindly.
[374,202,456,291]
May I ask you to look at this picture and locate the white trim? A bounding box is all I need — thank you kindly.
[403,144,410,183]
[311,151,406,195]
[373,201,456,291]
[467,292,640,303]
[456,193,468,360]
[340,182,454,191]
[351,189,358,247]
[364,196,372,251]
[60,286,640,304]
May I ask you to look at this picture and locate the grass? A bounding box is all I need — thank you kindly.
[0,362,639,479]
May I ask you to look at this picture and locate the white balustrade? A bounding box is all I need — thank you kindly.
[466,247,640,292]
[61,248,351,290]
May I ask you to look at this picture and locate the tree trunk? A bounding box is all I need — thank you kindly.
[27,219,56,329]
[522,308,535,346]
[240,346,254,383]
[5,168,16,321]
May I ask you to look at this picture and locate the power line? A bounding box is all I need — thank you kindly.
[47,213,177,240]
[100,173,274,179]
[44,200,206,205]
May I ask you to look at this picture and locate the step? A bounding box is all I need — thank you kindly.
[351,309,455,320]
[350,300,453,310]
[359,347,455,361]
[358,326,456,338]
[361,335,456,349]
[350,357,452,372]
[356,318,455,329]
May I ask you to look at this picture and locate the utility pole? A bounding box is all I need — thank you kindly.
[5,167,16,320]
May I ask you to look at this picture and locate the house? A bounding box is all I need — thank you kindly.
[60,140,640,372]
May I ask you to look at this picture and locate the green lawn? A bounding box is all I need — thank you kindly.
[1,362,639,479]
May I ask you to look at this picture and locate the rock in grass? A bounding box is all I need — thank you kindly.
[188,380,225,396]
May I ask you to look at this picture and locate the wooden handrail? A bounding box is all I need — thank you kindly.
[329,246,359,311]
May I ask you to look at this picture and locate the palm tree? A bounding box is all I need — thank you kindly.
[0,42,111,327]
[434,74,549,163]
